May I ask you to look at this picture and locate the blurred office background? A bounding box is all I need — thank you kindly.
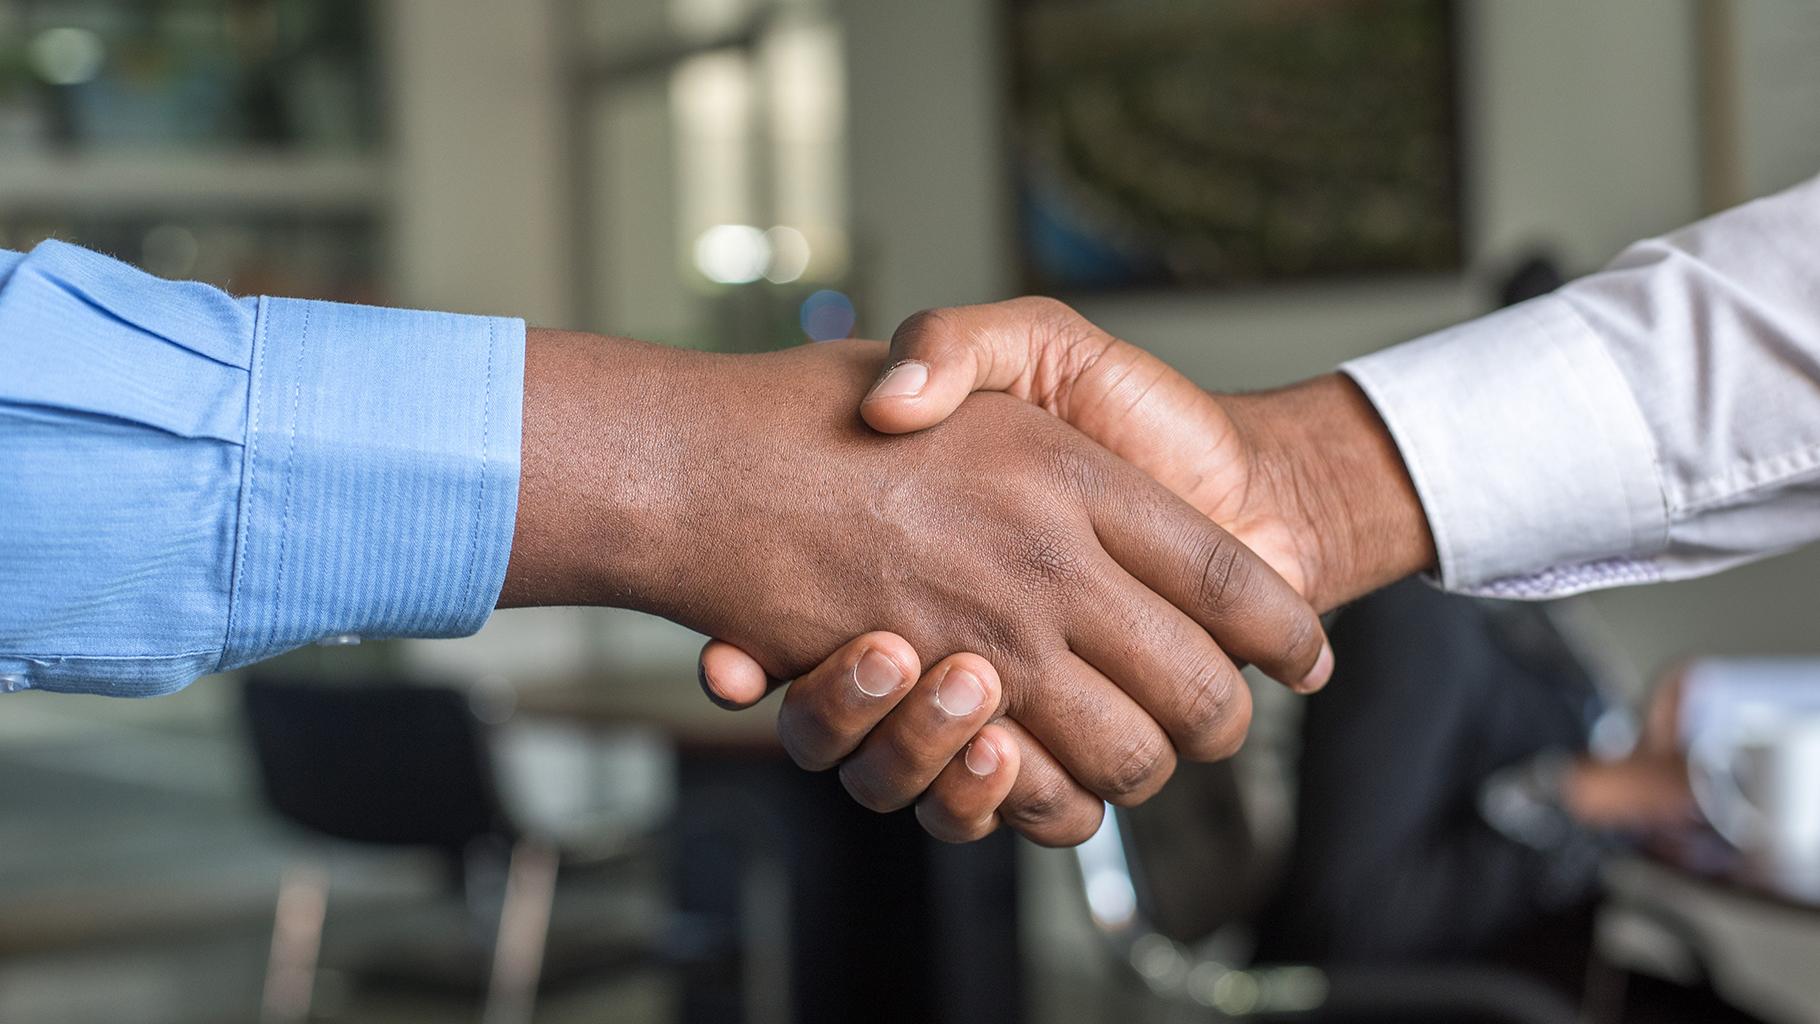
[4,1,1820,1022]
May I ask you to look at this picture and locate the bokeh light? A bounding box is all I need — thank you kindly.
[799,288,856,341]
[29,27,105,86]
[763,225,811,283]
[693,224,770,284]
[142,225,200,280]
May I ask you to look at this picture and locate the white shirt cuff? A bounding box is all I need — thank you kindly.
[1339,295,1669,596]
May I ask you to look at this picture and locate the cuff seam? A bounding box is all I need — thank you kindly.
[218,295,271,673]
[1558,297,1671,561]
[267,302,312,651]
[460,318,496,614]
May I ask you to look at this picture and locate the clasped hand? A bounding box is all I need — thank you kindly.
[688,299,1408,846]
[509,301,1428,847]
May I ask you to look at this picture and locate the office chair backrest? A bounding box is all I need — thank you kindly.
[242,674,512,852]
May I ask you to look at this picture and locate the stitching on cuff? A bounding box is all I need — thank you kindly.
[218,297,271,672]
[1557,297,1671,557]
[6,649,221,663]
[459,318,496,618]
[267,303,312,652]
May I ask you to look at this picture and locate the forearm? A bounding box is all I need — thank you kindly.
[1226,374,1437,611]
[496,332,881,670]
[500,327,700,612]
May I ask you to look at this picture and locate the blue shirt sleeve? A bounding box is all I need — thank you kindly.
[0,240,524,697]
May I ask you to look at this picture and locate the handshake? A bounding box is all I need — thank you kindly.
[502,298,1437,846]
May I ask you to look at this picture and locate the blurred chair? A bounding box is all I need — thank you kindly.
[241,674,682,1024]
[1074,770,1580,1024]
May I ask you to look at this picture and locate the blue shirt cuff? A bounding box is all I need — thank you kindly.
[220,297,524,671]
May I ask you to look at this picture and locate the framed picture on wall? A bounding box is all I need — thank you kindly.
[1005,0,1465,293]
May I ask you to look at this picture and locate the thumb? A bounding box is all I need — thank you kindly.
[697,639,783,710]
[861,297,1091,434]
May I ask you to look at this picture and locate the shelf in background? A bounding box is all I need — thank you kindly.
[0,152,389,214]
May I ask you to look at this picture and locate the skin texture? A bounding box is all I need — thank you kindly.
[762,631,1021,840]
[500,327,1330,845]
[699,298,1439,843]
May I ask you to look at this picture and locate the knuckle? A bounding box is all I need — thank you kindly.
[916,799,992,845]
[1002,770,1076,829]
[879,722,936,781]
[1195,536,1256,615]
[1014,294,1084,334]
[782,737,838,774]
[838,762,907,814]
[1008,522,1089,593]
[777,702,842,772]
[1282,608,1324,669]
[1017,296,1112,395]
[1014,294,1074,315]
[1098,728,1175,806]
[891,307,958,351]
[1172,663,1241,760]
[1036,434,1105,497]
[914,800,960,842]
[1197,682,1254,762]
[972,618,1028,672]
[1038,805,1105,848]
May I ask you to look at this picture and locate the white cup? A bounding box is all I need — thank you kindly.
[1690,708,1820,900]
[1680,658,1820,749]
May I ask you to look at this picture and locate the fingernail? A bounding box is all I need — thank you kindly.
[964,739,1000,777]
[867,360,928,401]
[934,667,987,717]
[853,648,902,698]
[1299,642,1334,693]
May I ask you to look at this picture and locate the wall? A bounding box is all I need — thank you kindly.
[385,0,570,325]
[1735,0,1820,199]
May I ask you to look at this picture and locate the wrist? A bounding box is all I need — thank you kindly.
[500,328,705,611]
[1226,373,1436,610]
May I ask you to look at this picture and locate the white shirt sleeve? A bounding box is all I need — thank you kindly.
[1340,173,1820,599]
